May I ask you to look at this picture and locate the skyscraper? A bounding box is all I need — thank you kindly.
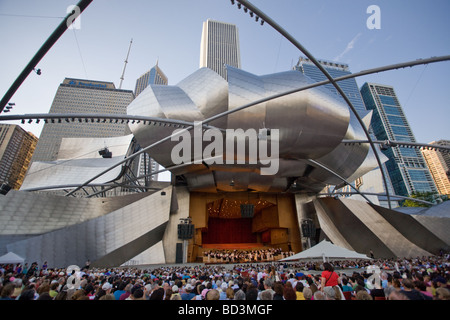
[360,82,437,197]
[421,141,450,196]
[0,124,38,190]
[295,57,366,115]
[295,57,396,207]
[133,64,169,182]
[199,19,241,79]
[31,78,134,162]
[431,140,450,174]
[134,62,168,97]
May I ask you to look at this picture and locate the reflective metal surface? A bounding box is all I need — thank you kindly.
[3,187,172,267]
[0,190,149,236]
[20,135,134,191]
[305,196,449,258]
[127,66,380,193]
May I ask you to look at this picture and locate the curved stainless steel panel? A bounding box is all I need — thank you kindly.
[4,187,172,267]
[310,112,371,185]
[0,190,150,237]
[177,67,229,129]
[227,67,267,131]
[126,66,378,193]
[20,135,134,190]
[227,67,350,159]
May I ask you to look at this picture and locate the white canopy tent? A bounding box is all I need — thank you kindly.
[280,240,371,262]
[0,252,25,264]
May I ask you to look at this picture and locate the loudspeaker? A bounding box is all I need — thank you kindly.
[177,223,194,240]
[240,204,255,218]
[0,183,11,195]
[175,243,183,263]
[301,219,316,238]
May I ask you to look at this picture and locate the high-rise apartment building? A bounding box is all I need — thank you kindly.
[199,19,241,79]
[360,82,437,197]
[31,78,134,162]
[0,124,38,190]
[421,141,450,196]
[431,140,450,174]
[134,63,168,97]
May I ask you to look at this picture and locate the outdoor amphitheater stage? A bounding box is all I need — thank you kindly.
[187,192,302,263]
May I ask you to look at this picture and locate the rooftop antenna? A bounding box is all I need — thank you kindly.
[119,38,133,89]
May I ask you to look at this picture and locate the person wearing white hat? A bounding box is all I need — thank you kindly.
[171,285,181,300]
[181,284,196,300]
[102,282,112,294]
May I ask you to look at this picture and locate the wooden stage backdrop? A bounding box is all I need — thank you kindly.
[187,192,302,263]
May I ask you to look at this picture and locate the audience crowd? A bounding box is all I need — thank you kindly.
[1,254,449,301]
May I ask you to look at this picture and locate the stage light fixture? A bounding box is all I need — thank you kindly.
[98,147,112,158]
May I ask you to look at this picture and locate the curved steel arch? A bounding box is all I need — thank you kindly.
[28,55,447,198]
[0,0,93,113]
[234,0,392,208]
[20,165,439,206]
[4,56,448,199]
[0,113,224,131]
[233,0,450,208]
[2,0,447,202]
[342,139,450,153]
[318,192,435,206]
[305,159,374,204]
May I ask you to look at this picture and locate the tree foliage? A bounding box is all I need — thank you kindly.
[402,192,448,207]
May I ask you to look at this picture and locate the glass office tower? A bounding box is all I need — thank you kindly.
[199,19,241,80]
[295,57,367,115]
[360,82,437,197]
[134,63,168,97]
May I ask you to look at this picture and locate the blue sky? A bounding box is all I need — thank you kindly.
[0,0,449,144]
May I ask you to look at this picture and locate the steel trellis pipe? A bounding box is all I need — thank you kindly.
[61,54,450,197]
[342,139,450,152]
[318,192,434,206]
[235,0,420,208]
[0,0,93,113]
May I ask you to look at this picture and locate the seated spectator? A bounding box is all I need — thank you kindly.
[435,287,450,300]
[341,277,353,292]
[313,291,325,300]
[181,284,196,300]
[400,279,432,300]
[206,289,220,300]
[414,280,433,299]
[0,283,15,300]
[260,290,273,300]
[303,287,312,300]
[295,282,305,300]
[356,291,373,300]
